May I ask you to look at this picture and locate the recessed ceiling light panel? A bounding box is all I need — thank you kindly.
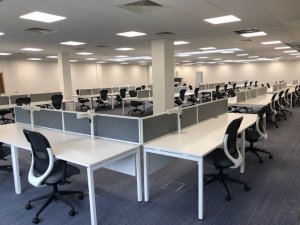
[76,52,94,55]
[0,53,12,56]
[19,11,66,23]
[204,15,241,24]
[200,47,216,50]
[234,28,267,37]
[46,56,58,59]
[115,47,135,51]
[261,40,281,45]
[28,58,42,61]
[21,48,43,51]
[116,31,146,37]
[274,46,291,50]
[0,32,5,36]
[60,41,86,46]
[174,41,190,45]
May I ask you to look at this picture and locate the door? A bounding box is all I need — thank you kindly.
[0,73,5,94]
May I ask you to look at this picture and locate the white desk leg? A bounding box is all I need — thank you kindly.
[11,146,21,194]
[87,168,97,225]
[122,101,125,115]
[136,149,142,202]
[290,93,293,108]
[240,130,246,173]
[143,150,149,202]
[111,96,115,109]
[198,158,204,220]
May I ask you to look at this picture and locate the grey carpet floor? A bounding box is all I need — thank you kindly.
[0,107,300,225]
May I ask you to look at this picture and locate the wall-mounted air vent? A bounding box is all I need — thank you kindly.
[234,28,261,35]
[119,0,163,13]
[22,27,56,34]
[155,31,175,35]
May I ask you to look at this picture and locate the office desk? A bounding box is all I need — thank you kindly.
[143,113,257,220]
[0,123,141,225]
[73,93,121,110]
[228,94,274,107]
[0,100,74,110]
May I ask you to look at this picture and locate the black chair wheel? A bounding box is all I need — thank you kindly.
[244,185,250,191]
[78,194,84,200]
[32,217,40,224]
[25,203,32,210]
[69,210,76,217]
[225,195,231,201]
[269,155,273,159]
[54,197,58,201]
[259,160,263,164]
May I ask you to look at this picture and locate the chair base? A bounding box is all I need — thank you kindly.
[245,145,273,163]
[128,108,144,115]
[205,169,249,201]
[25,184,83,224]
[76,104,90,111]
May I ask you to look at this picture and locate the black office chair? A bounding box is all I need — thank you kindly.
[128,90,143,115]
[261,84,265,87]
[274,91,287,120]
[96,89,109,110]
[189,88,200,105]
[254,81,258,87]
[266,93,279,128]
[245,106,273,163]
[15,97,31,106]
[23,129,83,224]
[267,83,270,88]
[205,117,250,201]
[244,81,248,90]
[232,83,237,92]
[175,89,186,106]
[188,85,193,90]
[75,90,90,111]
[249,81,253,88]
[0,109,14,124]
[0,143,12,172]
[50,94,63,110]
[136,87,142,91]
[115,88,126,107]
[141,85,146,90]
[222,84,228,97]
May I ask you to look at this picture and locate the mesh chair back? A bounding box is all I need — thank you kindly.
[120,88,126,98]
[228,88,236,97]
[136,87,141,91]
[216,85,220,92]
[141,85,146,90]
[51,94,63,109]
[267,83,270,88]
[244,82,247,89]
[232,83,236,91]
[179,89,186,101]
[100,90,108,101]
[254,81,258,87]
[15,97,31,106]
[257,106,267,138]
[224,84,228,92]
[249,81,253,87]
[194,88,199,98]
[129,90,137,97]
[188,85,193,90]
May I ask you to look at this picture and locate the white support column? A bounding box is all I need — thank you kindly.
[151,39,174,114]
[58,52,73,99]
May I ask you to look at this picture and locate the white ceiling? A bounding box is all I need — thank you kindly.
[0,0,300,64]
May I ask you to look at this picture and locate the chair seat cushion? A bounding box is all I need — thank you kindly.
[245,130,260,142]
[0,144,11,158]
[39,160,80,185]
[205,148,234,168]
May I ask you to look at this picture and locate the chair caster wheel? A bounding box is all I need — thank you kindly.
[69,210,76,217]
[78,194,84,200]
[225,195,231,201]
[259,160,263,164]
[244,185,250,191]
[32,217,40,224]
[25,203,32,210]
[269,155,273,159]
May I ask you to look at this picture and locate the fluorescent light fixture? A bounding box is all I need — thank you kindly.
[248,56,259,58]
[46,55,58,59]
[96,61,106,64]
[207,62,217,64]
[0,53,12,56]
[0,32,4,36]
[176,54,191,57]
[76,52,94,55]
[291,53,300,56]
[69,60,78,62]
[19,11,66,23]
[204,15,241,24]
[237,54,248,56]
[274,46,291,50]
[21,48,43,51]
[197,56,209,59]
[182,60,191,63]
[28,58,42,61]
[174,41,190,45]
[121,62,129,65]
[115,55,128,58]
[116,31,146,37]
[213,58,222,61]
[221,51,234,54]
[240,31,267,37]
[284,50,297,53]
[199,47,216,50]
[261,40,281,45]
[60,41,86,46]
[115,47,135,51]
[296,56,300,58]
[85,58,97,60]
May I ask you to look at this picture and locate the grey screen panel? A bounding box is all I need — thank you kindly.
[143,113,178,143]
[199,84,206,90]
[112,87,119,93]
[64,112,91,135]
[236,92,246,102]
[15,107,31,124]
[273,84,278,91]
[208,84,215,89]
[94,115,139,143]
[11,94,29,104]
[278,84,283,89]
[102,88,112,93]
[0,96,9,105]
[79,89,92,95]
[119,86,128,92]
[128,86,135,91]
[249,89,257,99]
[198,99,228,123]
[137,90,150,98]
[262,86,267,94]
[148,85,153,89]
[92,88,101,95]
[149,90,153,97]
[33,110,63,130]
[30,92,62,102]
[181,106,197,129]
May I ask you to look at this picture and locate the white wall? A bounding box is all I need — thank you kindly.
[174,60,300,87]
[0,60,149,95]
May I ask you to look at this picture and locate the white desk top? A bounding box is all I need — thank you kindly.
[228,94,274,107]
[123,96,153,102]
[0,123,138,168]
[144,113,257,158]
[0,100,73,110]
